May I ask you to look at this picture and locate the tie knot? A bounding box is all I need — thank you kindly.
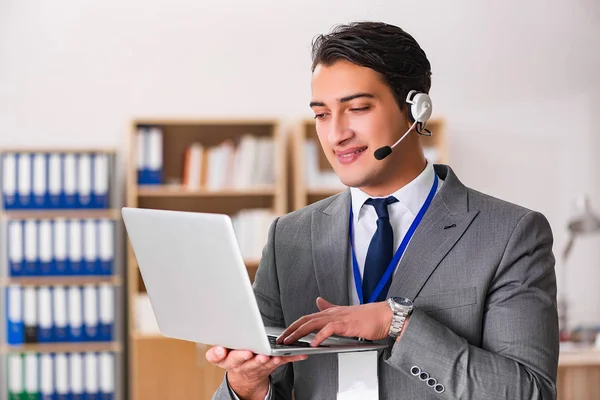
[365,196,398,219]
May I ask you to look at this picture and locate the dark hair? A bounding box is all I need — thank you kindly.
[311,21,432,110]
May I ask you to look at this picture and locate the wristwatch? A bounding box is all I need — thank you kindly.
[387,297,414,338]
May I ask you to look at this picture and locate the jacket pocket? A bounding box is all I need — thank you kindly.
[413,287,477,312]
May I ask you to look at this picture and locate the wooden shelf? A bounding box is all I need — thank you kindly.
[1,341,122,354]
[0,275,122,287]
[126,119,286,400]
[137,185,276,198]
[1,208,120,220]
[0,148,117,154]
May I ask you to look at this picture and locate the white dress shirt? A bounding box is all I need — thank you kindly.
[348,162,443,305]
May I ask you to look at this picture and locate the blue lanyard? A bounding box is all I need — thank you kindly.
[349,173,439,304]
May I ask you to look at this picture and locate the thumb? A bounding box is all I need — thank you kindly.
[316,297,336,311]
[206,346,227,364]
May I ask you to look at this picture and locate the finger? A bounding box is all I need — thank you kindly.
[232,353,272,375]
[316,297,336,311]
[219,350,255,370]
[283,317,331,344]
[277,314,318,343]
[311,321,347,346]
[205,346,228,364]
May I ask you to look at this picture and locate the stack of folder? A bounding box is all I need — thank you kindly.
[7,284,114,344]
[135,126,163,185]
[1,150,119,399]
[1,152,111,209]
[7,218,115,277]
[7,352,115,400]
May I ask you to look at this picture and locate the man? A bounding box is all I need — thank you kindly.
[207,21,559,399]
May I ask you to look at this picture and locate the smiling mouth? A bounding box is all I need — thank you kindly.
[337,147,368,158]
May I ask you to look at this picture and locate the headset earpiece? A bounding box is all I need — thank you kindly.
[406,90,433,123]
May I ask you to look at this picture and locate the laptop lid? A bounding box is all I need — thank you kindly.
[121,207,272,355]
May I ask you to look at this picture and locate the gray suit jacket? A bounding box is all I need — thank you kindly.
[213,164,559,399]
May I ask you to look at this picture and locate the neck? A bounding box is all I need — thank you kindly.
[359,145,428,197]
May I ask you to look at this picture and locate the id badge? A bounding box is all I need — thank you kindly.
[337,351,379,400]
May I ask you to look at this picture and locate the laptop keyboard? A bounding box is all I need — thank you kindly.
[268,335,327,348]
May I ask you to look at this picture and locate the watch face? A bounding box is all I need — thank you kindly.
[393,297,413,307]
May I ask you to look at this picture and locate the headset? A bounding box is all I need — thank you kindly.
[374,90,434,160]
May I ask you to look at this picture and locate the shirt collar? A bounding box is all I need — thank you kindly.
[350,161,438,224]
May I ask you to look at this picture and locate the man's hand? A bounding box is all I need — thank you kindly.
[206,346,307,400]
[277,297,393,347]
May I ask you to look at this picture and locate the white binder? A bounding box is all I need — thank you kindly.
[32,152,47,207]
[55,353,69,400]
[84,284,99,341]
[78,154,92,207]
[24,353,39,397]
[17,152,32,207]
[54,218,68,275]
[38,285,53,342]
[8,220,23,276]
[40,353,54,400]
[2,152,17,207]
[53,285,68,342]
[68,219,83,275]
[39,219,53,275]
[23,219,38,275]
[48,153,62,207]
[70,353,84,400]
[68,285,83,341]
[85,352,99,398]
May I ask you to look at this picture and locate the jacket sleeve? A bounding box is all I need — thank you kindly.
[212,217,294,400]
[383,210,559,399]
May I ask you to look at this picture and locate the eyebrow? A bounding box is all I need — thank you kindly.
[309,92,375,108]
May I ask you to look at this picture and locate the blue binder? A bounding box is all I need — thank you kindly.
[54,219,68,276]
[32,153,49,209]
[8,220,24,276]
[37,287,53,343]
[48,153,63,209]
[53,286,69,343]
[2,153,18,209]
[69,219,84,276]
[63,153,78,209]
[6,286,24,345]
[23,219,39,276]
[83,285,99,342]
[99,220,114,276]
[92,153,109,209]
[68,286,84,342]
[39,220,53,276]
[16,153,33,209]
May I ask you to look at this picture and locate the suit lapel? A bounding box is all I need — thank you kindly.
[387,165,480,300]
[311,190,351,307]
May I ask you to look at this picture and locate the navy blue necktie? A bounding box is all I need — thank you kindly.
[362,196,398,303]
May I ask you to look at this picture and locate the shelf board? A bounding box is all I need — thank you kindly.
[559,346,600,367]
[1,341,122,354]
[0,148,117,154]
[1,209,120,220]
[137,185,276,198]
[0,275,122,287]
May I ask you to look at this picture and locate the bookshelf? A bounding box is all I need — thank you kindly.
[0,149,124,400]
[126,118,287,400]
[291,118,448,210]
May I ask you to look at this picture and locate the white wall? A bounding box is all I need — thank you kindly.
[1,0,600,326]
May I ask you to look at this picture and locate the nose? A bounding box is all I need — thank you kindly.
[327,114,354,147]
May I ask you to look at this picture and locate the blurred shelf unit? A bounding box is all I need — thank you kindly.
[291,118,448,210]
[0,149,124,400]
[126,119,287,400]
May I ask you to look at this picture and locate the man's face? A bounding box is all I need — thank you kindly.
[310,59,409,191]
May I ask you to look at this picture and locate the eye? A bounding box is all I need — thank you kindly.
[350,106,370,112]
[314,113,328,120]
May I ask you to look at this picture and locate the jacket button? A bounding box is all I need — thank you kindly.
[410,366,421,376]
[434,384,445,393]
[419,371,429,381]
[427,378,437,387]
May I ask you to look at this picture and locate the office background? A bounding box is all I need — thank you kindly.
[1,0,600,399]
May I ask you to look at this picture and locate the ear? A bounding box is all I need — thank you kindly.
[316,297,337,311]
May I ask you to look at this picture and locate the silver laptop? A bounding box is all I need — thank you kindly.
[121,207,388,356]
